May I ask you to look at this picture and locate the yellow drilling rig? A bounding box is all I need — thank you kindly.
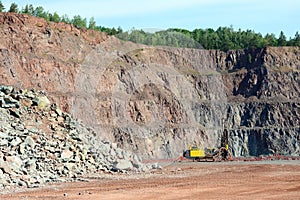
[182,128,229,162]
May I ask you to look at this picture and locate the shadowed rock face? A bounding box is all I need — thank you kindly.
[0,13,299,159]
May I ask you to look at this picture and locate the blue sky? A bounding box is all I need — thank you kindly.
[2,0,299,37]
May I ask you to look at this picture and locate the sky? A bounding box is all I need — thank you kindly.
[2,0,299,37]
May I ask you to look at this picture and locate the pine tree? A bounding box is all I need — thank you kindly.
[34,6,45,17]
[72,15,87,29]
[294,31,300,46]
[0,1,5,12]
[263,33,277,46]
[22,4,29,13]
[117,26,123,34]
[88,17,96,30]
[49,12,60,22]
[28,4,34,15]
[278,31,287,46]
[61,14,71,23]
[8,3,18,13]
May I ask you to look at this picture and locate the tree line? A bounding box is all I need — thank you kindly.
[171,27,300,51]
[117,29,203,49]
[0,1,299,51]
[116,27,300,51]
[0,1,122,35]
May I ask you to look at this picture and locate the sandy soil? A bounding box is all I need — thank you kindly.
[1,160,300,200]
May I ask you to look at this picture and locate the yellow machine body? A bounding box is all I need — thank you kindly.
[189,147,205,157]
[183,128,230,161]
[183,145,219,161]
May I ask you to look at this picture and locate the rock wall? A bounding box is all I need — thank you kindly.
[0,13,299,159]
[71,42,300,158]
[0,12,107,111]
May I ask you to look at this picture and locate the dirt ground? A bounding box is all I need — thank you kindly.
[1,160,300,200]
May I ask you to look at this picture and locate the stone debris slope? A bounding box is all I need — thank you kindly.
[0,85,148,189]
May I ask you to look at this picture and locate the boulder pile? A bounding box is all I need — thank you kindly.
[0,85,149,189]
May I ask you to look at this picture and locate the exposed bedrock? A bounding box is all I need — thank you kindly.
[0,13,299,158]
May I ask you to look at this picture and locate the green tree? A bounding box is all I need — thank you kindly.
[88,17,96,30]
[288,31,300,46]
[72,15,87,29]
[28,4,34,15]
[34,6,48,19]
[49,12,60,22]
[21,4,29,13]
[110,27,117,35]
[294,31,300,46]
[263,33,277,46]
[8,2,18,12]
[21,4,34,15]
[61,14,71,23]
[0,1,4,12]
[277,31,287,46]
[117,26,123,34]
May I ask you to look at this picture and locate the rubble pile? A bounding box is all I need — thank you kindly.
[0,85,148,189]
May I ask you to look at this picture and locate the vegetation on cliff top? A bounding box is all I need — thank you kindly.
[116,28,300,51]
[0,1,122,35]
[0,1,299,51]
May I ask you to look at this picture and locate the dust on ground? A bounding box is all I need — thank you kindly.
[1,160,300,200]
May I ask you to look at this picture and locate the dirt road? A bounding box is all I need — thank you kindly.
[1,160,300,200]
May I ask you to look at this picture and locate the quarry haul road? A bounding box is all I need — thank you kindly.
[1,160,300,200]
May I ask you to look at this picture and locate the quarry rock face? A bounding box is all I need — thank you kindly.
[77,44,299,158]
[0,13,299,161]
